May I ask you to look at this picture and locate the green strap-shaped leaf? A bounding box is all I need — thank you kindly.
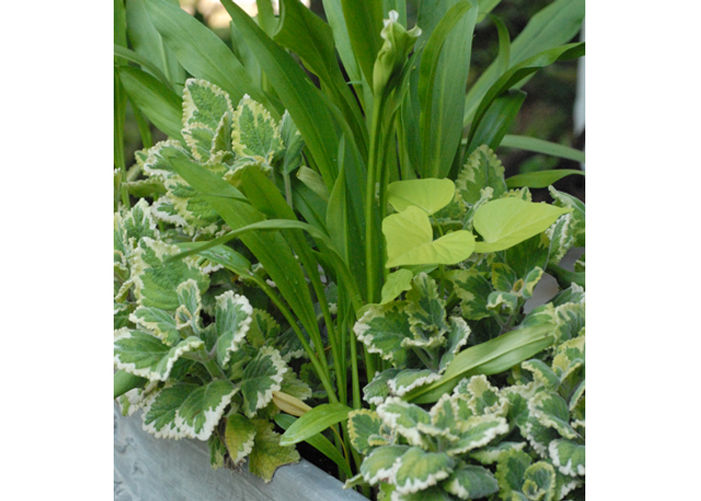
[394,447,456,495]
[145,0,263,106]
[240,346,287,418]
[114,328,203,382]
[248,419,300,482]
[221,0,341,189]
[174,379,238,440]
[224,413,257,465]
[383,206,475,267]
[387,178,456,215]
[506,168,584,189]
[118,65,183,139]
[214,291,253,368]
[549,439,585,477]
[444,464,499,500]
[279,402,352,446]
[473,198,570,253]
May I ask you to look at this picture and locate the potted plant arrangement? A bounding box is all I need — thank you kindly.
[114,0,585,499]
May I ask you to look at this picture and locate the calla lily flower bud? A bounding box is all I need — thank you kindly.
[372,10,422,96]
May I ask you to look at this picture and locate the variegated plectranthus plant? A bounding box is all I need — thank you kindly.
[114,79,313,481]
[114,0,585,494]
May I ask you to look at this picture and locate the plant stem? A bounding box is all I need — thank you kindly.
[365,97,386,303]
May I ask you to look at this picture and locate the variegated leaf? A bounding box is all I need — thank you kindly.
[521,359,560,390]
[486,291,519,314]
[447,415,509,454]
[114,328,203,382]
[443,464,499,500]
[469,442,527,465]
[182,78,234,130]
[548,186,584,248]
[491,263,519,292]
[363,368,401,406]
[405,273,448,335]
[430,394,459,431]
[209,433,227,469]
[231,95,283,165]
[175,279,203,331]
[278,370,312,402]
[529,391,578,440]
[354,304,410,366]
[521,461,557,501]
[552,283,585,307]
[247,308,279,348]
[456,145,506,205]
[360,445,410,485]
[240,346,287,417]
[387,369,442,397]
[129,306,179,345]
[214,291,253,367]
[224,413,257,465]
[349,409,386,455]
[248,419,300,482]
[393,447,455,495]
[174,379,238,440]
[438,317,471,372]
[135,139,187,179]
[447,269,492,320]
[459,375,508,417]
[115,199,159,254]
[549,439,585,477]
[142,383,198,439]
[377,398,432,446]
[495,449,532,500]
[130,237,209,310]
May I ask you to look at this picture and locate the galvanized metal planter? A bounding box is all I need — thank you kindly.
[114,406,368,501]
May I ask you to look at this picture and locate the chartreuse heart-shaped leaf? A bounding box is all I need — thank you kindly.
[214,291,252,367]
[174,379,238,440]
[231,95,283,165]
[393,447,455,494]
[248,419,300,482]
[114,328,203,382]
[473,198,570,253]
[224,413,257,466]
[381,268,414,304]
[240,346,287,418]
[383,206,475,267]
[443,464,499,500]
[387,178,456,215]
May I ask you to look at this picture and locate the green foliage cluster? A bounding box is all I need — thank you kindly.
[114,0,584,496]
